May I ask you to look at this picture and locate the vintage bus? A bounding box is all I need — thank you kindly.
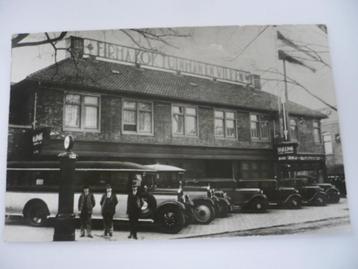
[5,160,193,234]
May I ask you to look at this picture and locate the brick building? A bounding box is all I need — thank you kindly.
[8,37,327,180]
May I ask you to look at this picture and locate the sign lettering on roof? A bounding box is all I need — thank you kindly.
[82,38,253,85]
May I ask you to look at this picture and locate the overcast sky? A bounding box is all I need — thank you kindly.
[11,25,336,112]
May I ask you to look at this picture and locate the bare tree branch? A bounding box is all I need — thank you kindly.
[12,32,68,48]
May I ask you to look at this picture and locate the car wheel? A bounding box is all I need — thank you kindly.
[192,201,215,224]
[24,202,48,226]
[250,198,267,212]
[328,191,340,203]
[286,196,302,209]
[156,206,185,234]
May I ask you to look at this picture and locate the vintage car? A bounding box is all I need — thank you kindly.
[181,184,231,221]
[278,178,328,206]
[6,161,193,234]
[185,178,269,212]
[144,164,230,224]
[296,176,340,204]
[237,179,302,209]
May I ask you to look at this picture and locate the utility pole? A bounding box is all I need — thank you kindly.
[281,57,290,142]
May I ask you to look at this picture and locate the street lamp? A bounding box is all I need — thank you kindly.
[53,135,77,241]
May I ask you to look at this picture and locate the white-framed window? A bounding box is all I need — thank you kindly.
[172,105,198,136]
[313,120,321,143]
[122,99,153,134]
[214,110,236,138]
[63,93,100,131]
[250,114,270,140]
[289,118,298,140]
[323,133,333,155]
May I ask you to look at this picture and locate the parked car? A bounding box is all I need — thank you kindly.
[296,176,340,204]
[237,179,302,209]
[278,178,328,206]
[144,164,230,224]
[182,184,231,221]
[185,178,269,212]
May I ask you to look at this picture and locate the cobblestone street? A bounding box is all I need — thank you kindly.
[4,199,351,242]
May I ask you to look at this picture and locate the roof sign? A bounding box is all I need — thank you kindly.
[80,37,254,86]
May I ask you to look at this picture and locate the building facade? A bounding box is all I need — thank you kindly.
[8,37,327,181]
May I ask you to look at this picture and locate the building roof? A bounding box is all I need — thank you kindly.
[17,57,326,118]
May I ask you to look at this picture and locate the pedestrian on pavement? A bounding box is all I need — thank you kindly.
[127,181,143,240]
[78,185,96,238]
[100,184,118,237]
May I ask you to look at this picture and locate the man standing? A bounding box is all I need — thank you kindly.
[100,184,118,237]
[78,185,96,238]
[127,181,143,240]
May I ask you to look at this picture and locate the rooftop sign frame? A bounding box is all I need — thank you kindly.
[71,37,255,86]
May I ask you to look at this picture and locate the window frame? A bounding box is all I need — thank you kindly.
[214,109,236,139]
[121,98,154,136]
[313,120,321,144]
[323,133,333,155]
[249,113,270,142]
[171,104,199,137]
[289,118,299,141]
[63,92,101,133]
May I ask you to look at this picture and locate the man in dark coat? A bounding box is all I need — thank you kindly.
[127,182,143,240]
[100,184,118,237]
[78,185,96,238]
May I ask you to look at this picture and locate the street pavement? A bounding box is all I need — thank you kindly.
[3,199,351,242]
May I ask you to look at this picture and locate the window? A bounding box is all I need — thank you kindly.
[250,114,270,140]
[239,161,273,179]
[313,120,321,143]
[214,110,236,138]
[64,93,100,131]
[289,119,298,140]
[122,100,153,134]
[323,134,333,155]
[172,105,197,136]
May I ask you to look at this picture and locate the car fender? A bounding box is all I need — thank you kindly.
[283,193,302,204]
[217,197,231,207]
[309,191,327,203]
[156,200,186,212]
[23,198,50,217]
[247,193,268,204]
[192,197,215,207]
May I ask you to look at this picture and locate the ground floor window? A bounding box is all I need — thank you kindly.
[239,161,273,179]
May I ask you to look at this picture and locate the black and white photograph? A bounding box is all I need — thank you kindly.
[4,24,351,242]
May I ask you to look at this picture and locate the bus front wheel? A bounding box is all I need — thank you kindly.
[24,201,49,227]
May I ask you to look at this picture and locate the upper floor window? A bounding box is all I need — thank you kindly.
[250,114,270,141]
[214,110,236,138]
[289,119,298,140]
[313,120,321,143]
[122,100,153,134]
[323,133,333,155]
[64,93,100,131]
[172,105,197,136]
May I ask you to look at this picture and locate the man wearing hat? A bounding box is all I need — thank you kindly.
[127,177,143,239]
[100,184,118,236]
[78,185,96,238]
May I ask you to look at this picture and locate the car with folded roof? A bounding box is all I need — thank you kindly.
[237,179,302,209]
[185,178,269,212]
